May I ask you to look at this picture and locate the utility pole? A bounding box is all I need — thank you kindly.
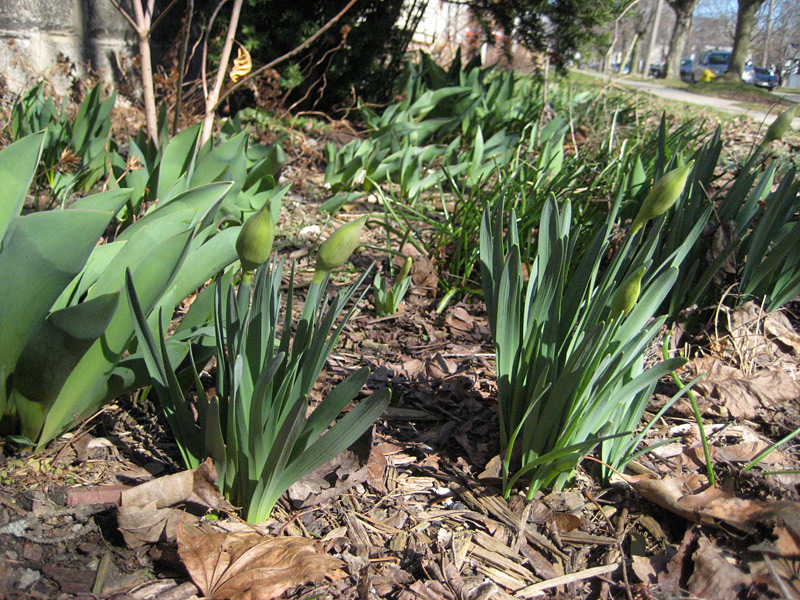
[762,0,774,66]
[645,0,665,76]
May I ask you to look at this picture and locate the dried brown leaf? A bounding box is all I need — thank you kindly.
[687,536,751,599]
[659,526,696,591]
[178,522,342,600]
[631,554,669,585]
[689,355,800,418]
[626,473,717,521]
[696,497,772,531]
[117,459,235,548]
[287,428,372,509]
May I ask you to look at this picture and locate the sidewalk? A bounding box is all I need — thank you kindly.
[578,70,800,130]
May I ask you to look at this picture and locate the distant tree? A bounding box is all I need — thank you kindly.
[722,0,767,80]
[463,0,628,70]
[663,0,700,79]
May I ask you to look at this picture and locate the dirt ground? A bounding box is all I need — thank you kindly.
[2,106,800,600]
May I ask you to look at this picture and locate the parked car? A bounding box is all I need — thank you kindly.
[649,63,664,78]
[693,50,732,82]
[680,58,694,83]
[751,67,779,90]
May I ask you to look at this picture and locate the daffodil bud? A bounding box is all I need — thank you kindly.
[764,104,797,144]
[610,266,646,318]
[236,202,275,275]
[397,256,413,282]
[313,215,367,284]
[630,161,694,235]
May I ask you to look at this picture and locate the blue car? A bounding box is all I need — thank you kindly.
[752,67,779,91]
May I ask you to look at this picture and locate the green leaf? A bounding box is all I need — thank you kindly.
[0,132,45,239]
[0,209,115,387]
[156,123,201,201]
[29,228,193,447]
[13,293,119,410]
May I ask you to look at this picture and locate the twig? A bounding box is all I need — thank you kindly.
[200,0,244,145]
[201,0,228,101]
[214,0,359,112]
[515,563,621,598]
[173,0,194,135]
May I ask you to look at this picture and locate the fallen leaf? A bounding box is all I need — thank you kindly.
[750,520,800,597]
[695,497,772,532]
[178,522,342,600]
[287,428,373,508]
[750,554,800,599]
[626,472,719,521]
[728,301,800,360]
[687,535,751,599]
[631,554,670,585]
[117,459,235,548]
[688,355,800,419]
[659,527,696,591]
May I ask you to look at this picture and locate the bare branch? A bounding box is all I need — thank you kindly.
[150,0,183,33]
[214,0,359,111]
[108,0,139,32]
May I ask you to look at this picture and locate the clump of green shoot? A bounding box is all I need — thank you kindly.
[373,256,413,316]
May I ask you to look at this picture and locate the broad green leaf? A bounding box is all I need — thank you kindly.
[156,123,201,201]
[0,132,45,239]
[31,228,193,447]
[117,182,232,242]
[0,209,115,384]
[13,292,119,412]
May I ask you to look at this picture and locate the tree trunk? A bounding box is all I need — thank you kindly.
[722,0,766,81]
[644,0,665,75]
[200,0,244,147]
[663,0,697,80]
[633,0,655,75]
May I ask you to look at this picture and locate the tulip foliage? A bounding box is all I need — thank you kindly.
[0,132,241,446]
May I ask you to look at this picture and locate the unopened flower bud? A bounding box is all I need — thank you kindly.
[397,256,413,282]
[764,104,797,144]
[236,201,275,275]
[610,266,646,318]
[313,215,367,283]
[630,161,694,235]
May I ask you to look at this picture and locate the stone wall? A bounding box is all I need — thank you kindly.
[0,0,176,96]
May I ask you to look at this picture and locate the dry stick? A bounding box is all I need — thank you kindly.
[515,564,621,599]
[584,489,634,600]
[199,0,244,145]
[108,0,182,144]
[200,0,228,102]
[213,0,359,113]
[172,0,195,135]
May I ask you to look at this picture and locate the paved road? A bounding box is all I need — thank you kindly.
[580,71,800,130]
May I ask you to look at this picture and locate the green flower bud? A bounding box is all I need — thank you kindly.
[397,256,413,283]
[610,266,646,318]
[630,161,694,235]
[313,215,367,283]
[236,201,275,274]
[764,104,798,144]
